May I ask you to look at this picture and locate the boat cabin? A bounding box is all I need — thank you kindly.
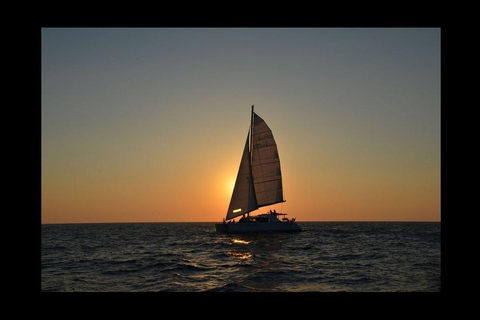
[233,213,293,224]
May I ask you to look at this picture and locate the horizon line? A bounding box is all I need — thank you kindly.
[41,220,441,225]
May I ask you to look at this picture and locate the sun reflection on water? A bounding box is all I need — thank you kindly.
[227,238,253,260]
[228,251,252,260]
[231,239,250,245]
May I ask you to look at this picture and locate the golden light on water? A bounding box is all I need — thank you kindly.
[231,239,250,245]
[227,251,253,260]
[227,239,253,260]
[228,251,253,260]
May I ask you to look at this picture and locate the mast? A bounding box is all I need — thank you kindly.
[250,105,254,157]
[248,105,255,217]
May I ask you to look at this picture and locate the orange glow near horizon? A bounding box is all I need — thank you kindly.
[42,28,440,224]
[41,128,440,224]
[41,134,440,224]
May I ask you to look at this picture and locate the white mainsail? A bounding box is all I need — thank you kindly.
[226,109,284,220]
[251,113,284,208]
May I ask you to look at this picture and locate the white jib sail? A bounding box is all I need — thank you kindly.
[226,133,258,220]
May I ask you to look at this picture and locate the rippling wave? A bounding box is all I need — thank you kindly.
[42,222,440,292]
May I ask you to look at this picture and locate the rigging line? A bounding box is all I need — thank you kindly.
[256,200,286,209]
[254,182,281,189]
[253,153,280,201]
[253,159,280,166]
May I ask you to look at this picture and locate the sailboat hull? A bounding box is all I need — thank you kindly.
[215,214,301,233]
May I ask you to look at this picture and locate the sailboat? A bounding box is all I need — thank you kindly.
[215,106,301,233]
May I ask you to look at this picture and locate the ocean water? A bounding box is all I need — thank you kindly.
[41,222,440,292]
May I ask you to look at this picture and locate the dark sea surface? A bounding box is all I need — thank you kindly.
[41,222,440,292]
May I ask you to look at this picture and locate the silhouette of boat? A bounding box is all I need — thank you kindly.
[215,106,301,233]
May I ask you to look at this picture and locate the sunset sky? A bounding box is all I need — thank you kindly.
[42,28,440,224]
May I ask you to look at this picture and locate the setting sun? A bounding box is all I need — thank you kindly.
[226,177,236,198]
[42,28,440,224]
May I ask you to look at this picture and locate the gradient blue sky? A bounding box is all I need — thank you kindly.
[42,28,440,223]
